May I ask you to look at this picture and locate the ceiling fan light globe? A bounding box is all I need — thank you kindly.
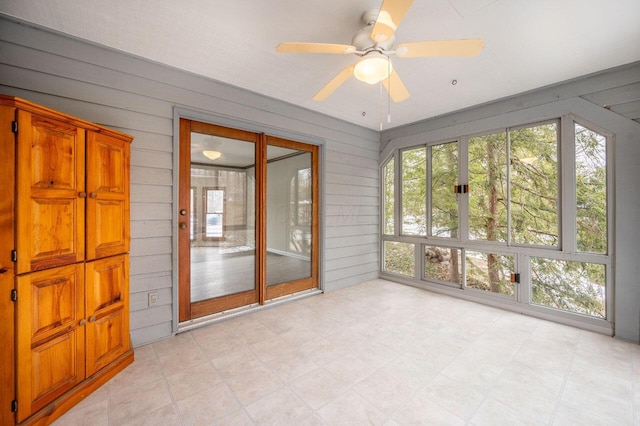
[354,55,392,84]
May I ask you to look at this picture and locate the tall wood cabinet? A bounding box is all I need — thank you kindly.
[0,95,134,425]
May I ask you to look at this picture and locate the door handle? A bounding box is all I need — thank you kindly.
[179,222,187,229]
[180,209,187,216]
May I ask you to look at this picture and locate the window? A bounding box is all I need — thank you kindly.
[468,131,507,242]
[465,251,515,297]
[291,167,312,227]
[509,122,559,246]
[575,123,607,254]
[431,142,458,238]
[531,258,605,318]
[381,116,612,327]
[289,165,312,253]
[382,158,394,235]
[383,241,414,277]
[401,146,426,235]
[204,188,224,240]
[424,245,462,285]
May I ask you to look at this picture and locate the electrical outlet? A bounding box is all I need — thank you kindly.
[148,291,159,307]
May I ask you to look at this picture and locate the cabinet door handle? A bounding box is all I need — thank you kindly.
[79,319,86,326]
[90,192,98,198]
[78,191,87,198]
[88,316,97,323]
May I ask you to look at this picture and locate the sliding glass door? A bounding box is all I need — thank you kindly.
[178,120,318,321]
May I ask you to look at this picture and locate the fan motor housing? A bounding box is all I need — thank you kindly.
[353,10,396,52]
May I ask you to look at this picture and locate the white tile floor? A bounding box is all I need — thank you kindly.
[54,279,640,425]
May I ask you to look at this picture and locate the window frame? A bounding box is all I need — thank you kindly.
[202,186,225,241]
[380,114,613,329]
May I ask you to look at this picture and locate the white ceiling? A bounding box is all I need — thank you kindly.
[2,0,639,130]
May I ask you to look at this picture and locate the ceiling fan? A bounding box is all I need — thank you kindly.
[276,0,483,102]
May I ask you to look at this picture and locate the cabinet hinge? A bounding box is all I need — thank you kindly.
[11,289,17,302]
[510,273,521,284]
[11,250,17,262]
[11,399,17,413]
[11,121,18,133]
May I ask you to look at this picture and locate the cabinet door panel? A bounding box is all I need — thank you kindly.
[16,264,85,422]
[16,111,85,273]
[29,194,80,270]
[85,254,130,376]
[86,132,130,259]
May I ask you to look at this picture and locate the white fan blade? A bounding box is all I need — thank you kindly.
[313,64,355,101]
[382,70,410,102]
[396,39,484,58]
[371,0,414,43]
[276,42,356,54]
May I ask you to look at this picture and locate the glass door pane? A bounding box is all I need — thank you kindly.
[266,145,312,287]
[190,132,256,303]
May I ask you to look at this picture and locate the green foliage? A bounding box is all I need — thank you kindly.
[575,124,607,253]
[401,147,427,234]
[531,258,605,318]
[384,242,414,276]
[469,132,508,241]
[383,160,395,235]
[510,123,559,246]
[431,143,458,238]
[465,252,515,296]
[424,246,461,283]
[387,121,608,318]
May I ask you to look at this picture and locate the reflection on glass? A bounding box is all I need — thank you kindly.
[190,132,255,302]
[266,146,312,286]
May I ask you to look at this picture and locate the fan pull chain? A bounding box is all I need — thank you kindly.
[387,56,392,125]
[379,77,384,131]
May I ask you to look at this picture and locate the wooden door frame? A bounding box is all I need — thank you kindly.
[178,119,319,322]
[179,119,261,321]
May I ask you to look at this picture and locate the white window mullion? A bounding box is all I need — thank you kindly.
[426,146,433,237]
[518,254,531,304]
[458,137,469,244]
[561,115,577,253]
[393,150,401,237]
[505,128,512,246]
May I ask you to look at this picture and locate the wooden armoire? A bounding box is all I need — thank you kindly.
[0,95,134,425]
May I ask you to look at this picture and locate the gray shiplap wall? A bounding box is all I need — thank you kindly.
[0,17,380,346]
[380,62,640,343]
